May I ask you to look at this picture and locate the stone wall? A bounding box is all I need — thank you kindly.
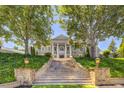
[95,68,124,85]
[89,69,95,85]
[14,68,35,85]
[0,81,21,88]
[96,68,110,82]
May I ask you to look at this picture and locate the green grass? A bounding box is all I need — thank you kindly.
[32,84,96,88]
[0,53,49,84]
[75,57,124,78]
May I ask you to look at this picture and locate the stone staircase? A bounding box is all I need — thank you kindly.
[33,58,92,85]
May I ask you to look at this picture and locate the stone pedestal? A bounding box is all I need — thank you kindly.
[89,68,96,85]
[96,68,110,82]
[14,68,35,85]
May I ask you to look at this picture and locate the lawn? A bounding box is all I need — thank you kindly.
[75,57,124,78]
[0,53,50,84]
[32,84,96,88]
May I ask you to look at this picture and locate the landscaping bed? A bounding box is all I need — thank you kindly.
[32,84,96,88]
[0,53,49,84]
[75,57,124,78]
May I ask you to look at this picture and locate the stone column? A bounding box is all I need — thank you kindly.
[69,45,72,57]
[57,43,59,58]
[65,43,67,58]
[52,43,54,58]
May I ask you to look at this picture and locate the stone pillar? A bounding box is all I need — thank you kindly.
[89,69,96,85]
[52,43,54,58]
[57,43,59,58]
[14,68,35,85]
[69,45,72,57]
[65,43,67,58]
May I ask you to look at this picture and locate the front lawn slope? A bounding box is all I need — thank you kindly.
[75,57,124,78]
[0,53,49,84]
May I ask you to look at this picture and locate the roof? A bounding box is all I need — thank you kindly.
[53,34,68,40]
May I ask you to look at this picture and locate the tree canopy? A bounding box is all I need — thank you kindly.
[1,6,53,55]
[108,38,117,52]
[58,5,124,58]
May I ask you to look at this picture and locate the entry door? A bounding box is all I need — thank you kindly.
[59,45,65,58]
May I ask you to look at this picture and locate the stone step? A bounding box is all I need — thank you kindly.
[36,78,91,80]
[41,72,90,75]
[41,74,89,76]
[39,75,90,78]
[32,82,92,85]
[34,80,91,84]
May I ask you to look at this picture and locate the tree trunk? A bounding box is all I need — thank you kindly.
[90,46,96,58]
[24,38,29,56]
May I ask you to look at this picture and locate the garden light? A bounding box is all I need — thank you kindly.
[24,58,29,64]
[95,58,100,64]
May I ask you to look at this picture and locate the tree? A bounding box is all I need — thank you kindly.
[0,38,2,49]
[102,50,111,58]
[58,6,124,58]
[120,38,124,47]
[108,38,117,52]
[119,38,124,57]
[3,6,53,56]
[0,6,12,43]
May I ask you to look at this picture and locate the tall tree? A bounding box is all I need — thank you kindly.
[58,5,124,58]
[120,38,124,47]
[119,38,124,57]
[108,38,117,52]
[3,6,53,56]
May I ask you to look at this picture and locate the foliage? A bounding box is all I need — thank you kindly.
[30,47,35,56]
[112,52,119,58]
[45,52,52,57]
[0,6,12,42]
[32,84,96,88]
[58,6,124,58]
[0,40,2,48]
[118,38,124,57]
[102,50,111,58]
[1,6,53,55]
[75,57,124,78]
[108,39,117,53]
[0,53,50,84]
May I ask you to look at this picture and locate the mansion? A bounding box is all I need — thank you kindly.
[36,34,100,58]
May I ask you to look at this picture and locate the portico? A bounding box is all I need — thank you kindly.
[37,34,98,58]
[52,35,72,58]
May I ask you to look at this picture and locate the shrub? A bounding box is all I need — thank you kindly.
[102,50,110,58]
[45,52,51,57]
[31,47,35,56]
[112,52,119,58]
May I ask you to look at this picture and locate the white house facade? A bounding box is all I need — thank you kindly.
[36,34,100,58]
